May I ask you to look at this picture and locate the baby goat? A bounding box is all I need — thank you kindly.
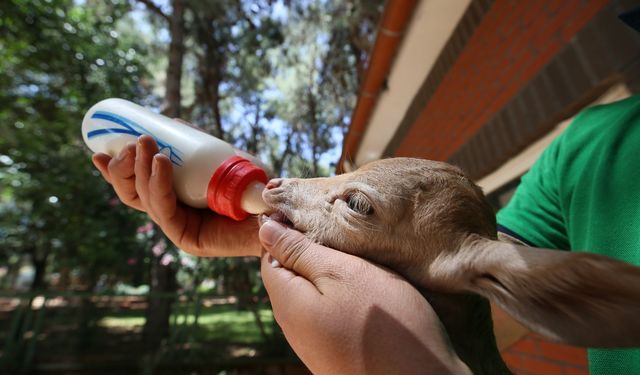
[262,157,640,374]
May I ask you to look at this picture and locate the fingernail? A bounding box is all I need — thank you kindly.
[259,220,285,247]
[267,254,281,268]
[135,138,142,160]
[258,214,272,227]
[151,155,159,177]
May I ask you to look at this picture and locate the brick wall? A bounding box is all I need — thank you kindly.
[502,333,589,375]
[393,0,609,161]
[389,1,616,373]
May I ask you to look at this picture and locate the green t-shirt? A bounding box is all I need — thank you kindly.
[497,95,640,375]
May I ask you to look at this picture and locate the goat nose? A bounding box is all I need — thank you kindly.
[266,178,283,189]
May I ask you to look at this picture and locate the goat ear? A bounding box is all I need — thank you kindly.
[454,238,640,348]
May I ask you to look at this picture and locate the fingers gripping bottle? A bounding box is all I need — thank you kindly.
[81,98,269,221]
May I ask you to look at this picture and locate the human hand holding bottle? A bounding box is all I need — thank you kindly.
[92,134,262,257]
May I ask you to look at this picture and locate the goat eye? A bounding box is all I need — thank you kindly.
[346,192,374,215]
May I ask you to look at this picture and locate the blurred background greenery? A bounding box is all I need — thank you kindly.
[0,0,383,372]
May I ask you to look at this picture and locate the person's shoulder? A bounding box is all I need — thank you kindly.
[561,94,640,139]
[574,94,640,124]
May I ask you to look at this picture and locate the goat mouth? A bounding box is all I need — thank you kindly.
[260,210,294,228]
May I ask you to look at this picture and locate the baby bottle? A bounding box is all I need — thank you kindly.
[81,98,270,221]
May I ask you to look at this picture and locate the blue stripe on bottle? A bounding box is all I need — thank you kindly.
[87,111,184,166]
[87,128,138,137]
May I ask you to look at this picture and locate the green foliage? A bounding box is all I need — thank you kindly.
[0,0,152,288]
[0,0,383,293]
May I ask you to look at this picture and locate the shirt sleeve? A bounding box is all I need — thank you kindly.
[496,135,570,250]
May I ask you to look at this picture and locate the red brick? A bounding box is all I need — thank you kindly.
[530,0,580,48]
[519,356,565,375]
[561,1,608,40]
[508,337,539,355]
[537,341,588,367]
[565,367,590,375]
[502,352,524,369]
[394,0,609,161]
[544,0,563,15]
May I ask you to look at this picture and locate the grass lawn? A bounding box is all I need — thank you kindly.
[98,303,276,344]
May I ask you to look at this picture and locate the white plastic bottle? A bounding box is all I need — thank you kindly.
[81,98,270,221]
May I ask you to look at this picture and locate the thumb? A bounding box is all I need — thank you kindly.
[259,219,344,283]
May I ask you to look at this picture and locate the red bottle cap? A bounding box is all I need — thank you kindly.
[207,156,268,221]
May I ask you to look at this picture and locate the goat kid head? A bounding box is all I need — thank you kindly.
[262,157,640,348]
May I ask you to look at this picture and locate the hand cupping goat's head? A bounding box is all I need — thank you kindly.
[262,158,496,272]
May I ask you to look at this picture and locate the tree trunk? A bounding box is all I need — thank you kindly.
[307,90,320,176]
[210,71,224,138]
[162,0,185,118]
[59,266,71,290]
[201,59,224,138]
[143,243,177,352]
[30,252,48,291]
[247,99,262,154]
[136,0,184,353]
[271,127,294,177]
[195,16,225,138]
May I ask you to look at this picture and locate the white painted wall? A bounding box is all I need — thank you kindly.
[354,0,471,167]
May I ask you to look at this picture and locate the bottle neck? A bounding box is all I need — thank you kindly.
[240,181,269,215]
[206,156,268,220]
